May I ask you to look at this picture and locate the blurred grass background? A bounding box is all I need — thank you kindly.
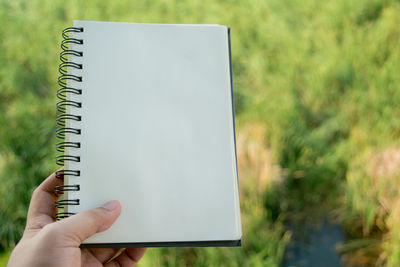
[1,0,400,266]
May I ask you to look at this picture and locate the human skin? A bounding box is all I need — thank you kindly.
[7,171,146,267]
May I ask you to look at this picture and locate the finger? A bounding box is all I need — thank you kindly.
[104,248,147,267]
[125,248,147,264]
[54,200,121,245]
[26,170,63,231]
[87,248,120,264]
[104,248,146,267]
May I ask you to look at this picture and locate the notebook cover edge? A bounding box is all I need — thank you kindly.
[80,239,242,248]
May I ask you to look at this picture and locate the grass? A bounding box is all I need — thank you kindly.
[0,251,11,266]
[1,0,400,266]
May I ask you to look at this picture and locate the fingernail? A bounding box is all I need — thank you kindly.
[103,200,118,211]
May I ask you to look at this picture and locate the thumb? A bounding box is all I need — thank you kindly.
[55,200,121,244]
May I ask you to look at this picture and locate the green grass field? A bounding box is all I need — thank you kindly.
[1,0,400,266]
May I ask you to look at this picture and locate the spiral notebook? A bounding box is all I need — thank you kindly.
[55,20,241,248]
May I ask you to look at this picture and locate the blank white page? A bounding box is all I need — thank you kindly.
[66,20,241,245]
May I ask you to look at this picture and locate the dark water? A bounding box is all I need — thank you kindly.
[283,219,345,267]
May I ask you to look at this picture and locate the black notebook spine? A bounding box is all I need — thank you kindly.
[55,27,84,220]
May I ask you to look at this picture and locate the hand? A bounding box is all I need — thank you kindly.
[7,171,146,267]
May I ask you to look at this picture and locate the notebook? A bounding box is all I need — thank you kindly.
[55,20,242,248]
